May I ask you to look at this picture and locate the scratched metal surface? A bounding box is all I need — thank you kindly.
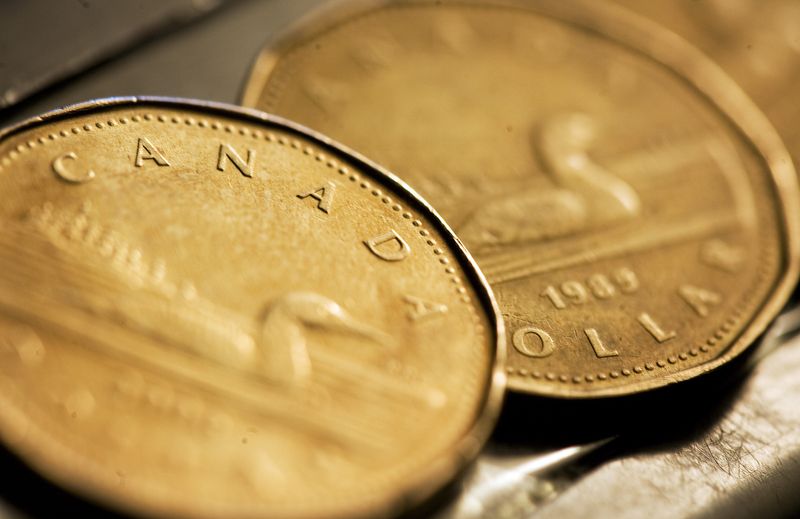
[531,331,800,519]
[1,1,800,518]
[431,308,800,518]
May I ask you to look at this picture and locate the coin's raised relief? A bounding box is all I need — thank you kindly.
[0,97,504,518]
[242,0,800,397]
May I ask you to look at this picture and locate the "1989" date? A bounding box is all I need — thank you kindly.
[541,268,639,309]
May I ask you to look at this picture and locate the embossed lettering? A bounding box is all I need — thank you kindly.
[562,281,588,304]
[679,285,721,317]
[587,274,616,299]
[614,267,639,293]
[52,152,95,183]
[541,268,639,309]
[512,327,555,358]
[638,313,676,343]
[585,328,618,358]
[217,143,255,178]
[403,295,448,321]
[364,230,410,261]
[541,285,567,309]
[701,239,743,272]
[297,181,336,213]
[135,137,170,167]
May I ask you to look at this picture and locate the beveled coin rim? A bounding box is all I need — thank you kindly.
[0,96,507,519]
[239,0,800,398]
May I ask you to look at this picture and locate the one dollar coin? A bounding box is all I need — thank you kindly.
[0,97,504,518]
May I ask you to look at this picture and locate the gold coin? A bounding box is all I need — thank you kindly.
[610,0,800,168]
[0,97,504,518]
[242,0,800,397]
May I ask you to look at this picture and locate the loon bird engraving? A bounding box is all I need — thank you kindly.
[258,292,392,385]
[9,204,392,386]
[0,204,431,452]
[459,112,641,248]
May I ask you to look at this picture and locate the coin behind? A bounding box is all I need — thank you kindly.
[242,0,800,397]
[609,0,800,180]
[0,98,504,518]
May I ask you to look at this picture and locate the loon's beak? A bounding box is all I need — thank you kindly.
[315,310,393,348]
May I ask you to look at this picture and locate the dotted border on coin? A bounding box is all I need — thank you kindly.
[249,6,784,388]
[1,111,778,387]
[0,108,496,509]
[0,111,486,343]
[252,50,779,388]
[504,244,776,384]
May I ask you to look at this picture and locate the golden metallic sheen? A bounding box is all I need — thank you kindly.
[242,0,800,397]
[0,98,504,518]
[610,0,800,166]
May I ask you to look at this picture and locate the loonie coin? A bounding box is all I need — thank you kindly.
[0,97,504,518]
[242,0,800,397]
[610,0,800,172]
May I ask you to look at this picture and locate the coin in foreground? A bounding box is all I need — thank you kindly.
[0,97,504,518]
[242,0,800,397]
